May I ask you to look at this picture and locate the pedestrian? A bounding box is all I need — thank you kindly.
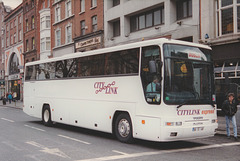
[8,93,13,104]
[222,93,238,141]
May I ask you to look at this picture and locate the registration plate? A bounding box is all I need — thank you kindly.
[192,127,204,132]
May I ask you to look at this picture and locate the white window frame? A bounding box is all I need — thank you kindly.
[92,15,97,32]
[46,16,50,28]
[91,0,97,8]
[46,37,51,50]
[55,5,61,23]
[65,0,72,18]
[41,37,51,52]
[65,23,72,44]
[41,38,45,52]
[80,0,85,13]
[40,17,44,30]
[216,0,240,37]
[14,33,16,43]
[55,28,61,47]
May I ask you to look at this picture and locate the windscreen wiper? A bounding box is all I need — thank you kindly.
[176,100,198,109]
[177,100,215,109]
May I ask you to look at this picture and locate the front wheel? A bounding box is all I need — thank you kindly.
[42,106,53,126]
[114,113,134,143]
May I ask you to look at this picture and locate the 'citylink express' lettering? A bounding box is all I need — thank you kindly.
[202,110,214,115]
[177,109,215,116]
[177,109,200,116]
[94,81,118,94]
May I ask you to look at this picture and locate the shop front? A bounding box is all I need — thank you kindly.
[74,30,104,52]
[5,44,24,101]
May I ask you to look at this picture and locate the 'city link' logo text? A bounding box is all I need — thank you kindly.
[94,81,118,94]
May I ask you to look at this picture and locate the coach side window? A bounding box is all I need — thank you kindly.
[104,48,139,75]
[45,62,56,79]
[25,65,37,80]
[56,58,78,78]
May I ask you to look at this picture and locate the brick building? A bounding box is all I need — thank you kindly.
[23,0,38,63]
[74,0,104,52]
[51,0,75,57]
[4,3,24,100]
[0,1,11,97]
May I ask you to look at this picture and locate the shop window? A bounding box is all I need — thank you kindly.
[9,53,20,75]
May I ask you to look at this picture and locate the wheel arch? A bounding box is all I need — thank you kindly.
[112,110,132,135]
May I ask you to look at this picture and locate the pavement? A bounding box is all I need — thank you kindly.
[0,100,239,137]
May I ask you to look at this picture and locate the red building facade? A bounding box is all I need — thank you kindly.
[4,3,24,100]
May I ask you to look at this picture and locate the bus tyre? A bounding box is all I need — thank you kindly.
[42,106,53,126]
[115,113,133,143]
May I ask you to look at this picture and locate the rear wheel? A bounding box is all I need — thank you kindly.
[114,113,133,143]
[42,106,53,126]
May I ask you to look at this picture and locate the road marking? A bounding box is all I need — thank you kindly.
[75,142,240,161]
[24,124,45,132]
[26,141,71,159]
[1,118,14,122]
[58,134,91,145]
[112,150,129,155]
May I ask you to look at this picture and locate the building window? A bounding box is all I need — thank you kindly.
[19,30,22,41]
[113,20,120,37]
[55,29,61,47]
[66,24,72,43]
[92,16,97,32]
[1,38,3,47]
[11,35,13,45]
[14,33,16,43]
[216,0,240,36]
[130,6,164,32]
[42,1,45,9]
[81,20,85,35]
[113,0,120,7]
[91,0,97,8]
[26,3,28,11]
[46,37,51,50]
[32,37,35,50]
[47,0,50,8]
[9,53,20,75]
[19,16,22,24]
[26,39,29,51]
[32,16,35,29]
[40,17,44,30]
[55,5,61,22]
[176,0,192,20]
[41,37,51,51]
[26,19,29,31]
[41,38,45,51]
[80,0,85,12]
[32,0,34,7]
[6,37,9,47]
[66,0,72,17]
[46,16,50,28]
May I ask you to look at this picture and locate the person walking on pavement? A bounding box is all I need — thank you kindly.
[8,93,13,104]
[222,93,238,141]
